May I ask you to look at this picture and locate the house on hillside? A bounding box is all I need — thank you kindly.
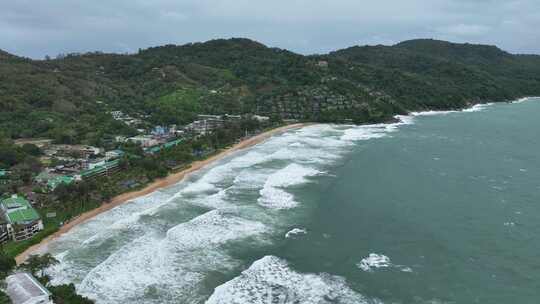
[0,195,43,241]
[317,60,329,68]
[6,272,53,304]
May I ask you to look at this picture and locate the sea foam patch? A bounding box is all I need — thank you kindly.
[285,228,307,238]
[258,164,321,209]
[357,254,392,272]
[357,253,412,273]
[411,103,494,117]
[72,210,268,304]
[206,256,379,304]
[341,126,388,141]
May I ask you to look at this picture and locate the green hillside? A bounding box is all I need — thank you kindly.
[1,38,540,141]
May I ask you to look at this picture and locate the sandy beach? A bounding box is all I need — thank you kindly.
[16,123,307,265]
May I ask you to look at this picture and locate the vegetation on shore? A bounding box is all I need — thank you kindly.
[1,38,540,141]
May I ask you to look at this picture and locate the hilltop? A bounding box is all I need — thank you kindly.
[1,38,540,142]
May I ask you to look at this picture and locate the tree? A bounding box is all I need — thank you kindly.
[21,144,42,156]
[49,284,94,304]
[0,252,16,280]
[19,254,59,278]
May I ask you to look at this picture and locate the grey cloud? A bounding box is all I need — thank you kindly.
[0,0,538,59]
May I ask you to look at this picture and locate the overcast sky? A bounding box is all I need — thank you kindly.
[1,0,539,59]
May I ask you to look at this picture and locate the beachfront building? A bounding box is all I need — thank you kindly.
[5,272,53,304]
[127,135,159,148]
[77,159,121,180]
[0,219,9,244]
[0,195,44,241]
[145,138,184,155]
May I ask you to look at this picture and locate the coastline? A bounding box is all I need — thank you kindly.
[15,123,308,265]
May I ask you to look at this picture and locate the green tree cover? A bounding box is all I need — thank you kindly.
[3,38,539,140]
[0,252,14,303]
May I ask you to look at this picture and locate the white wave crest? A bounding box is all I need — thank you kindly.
[285,228,307,238]
[357,253,392,272]
[206,256,378,304]
[357,253,412,273]
[340,126,388,141]
[67,210,268,303]
[512,97,540,104]
[258,164,320,209]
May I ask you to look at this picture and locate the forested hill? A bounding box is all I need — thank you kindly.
[1,38,540,143]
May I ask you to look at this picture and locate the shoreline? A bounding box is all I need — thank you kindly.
[15,123,308,265]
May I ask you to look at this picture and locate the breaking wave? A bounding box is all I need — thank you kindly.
[206,256,382,304]
[258,164,321,209]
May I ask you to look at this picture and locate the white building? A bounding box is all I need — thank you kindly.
[253,115,270,122]
[1,195,44,242]
[114,136,127,143]
[127,136,159,148]
[6,272,53,304]
[110,111,124,120]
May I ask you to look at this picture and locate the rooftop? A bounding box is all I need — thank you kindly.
[6,272,52,304]
[80,159,120,178]
[145,138,184,154]
[47,175,75,190]
[1,196,41,224]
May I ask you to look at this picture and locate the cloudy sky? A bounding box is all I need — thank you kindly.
[1,0,539,59]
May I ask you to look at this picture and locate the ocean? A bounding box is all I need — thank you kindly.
[44,97,540,303]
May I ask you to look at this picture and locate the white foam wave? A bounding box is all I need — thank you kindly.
[285,228,307,238]
[512,97,540,104]
[341,126,388,141]
[462,103,494,112]
[206,256,378,304]
[357,253,412,273]
[411,110,458,116]
[258,164,320,209]
[412,103,494,117]
[357,254,391,272]
[67,210,268,303]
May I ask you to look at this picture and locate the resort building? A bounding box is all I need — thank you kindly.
[77,159,121,180]
[0,219,9,244]
[145,139,184,155]
[5,272,53,304]
[127,135,159,148]
[0,195,43,241]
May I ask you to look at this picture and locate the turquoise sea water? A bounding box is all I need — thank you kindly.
[45,98,540,303]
